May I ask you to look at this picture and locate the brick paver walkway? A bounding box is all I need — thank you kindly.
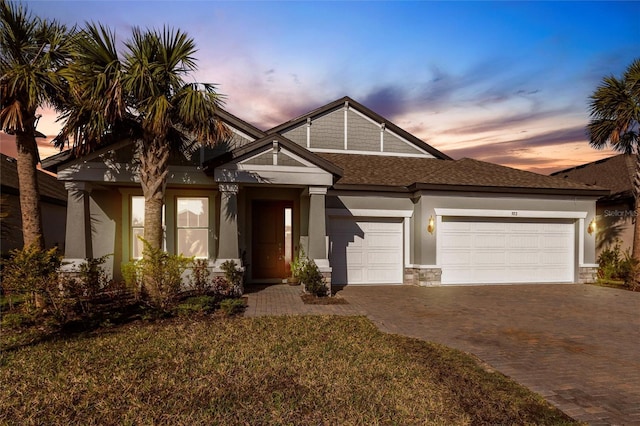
[243,283,640,425]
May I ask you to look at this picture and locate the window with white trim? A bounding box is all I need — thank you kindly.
[176,197,209,258]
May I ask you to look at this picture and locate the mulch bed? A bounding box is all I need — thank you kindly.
[300,294,349,305]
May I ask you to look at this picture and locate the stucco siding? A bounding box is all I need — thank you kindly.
[326,194,414,212]
[596,200,634,258]
[89,189,122,280]
[414,193,598,268]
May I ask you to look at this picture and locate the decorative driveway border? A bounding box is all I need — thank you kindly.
[243,283,640,425]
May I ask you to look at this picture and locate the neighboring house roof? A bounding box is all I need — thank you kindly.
[1,154,67,205]
[551,154,634,201]
[267,96,453,161]
[321,153,608,195]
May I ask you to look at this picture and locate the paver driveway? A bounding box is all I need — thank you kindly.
[244,283,640,424]
[336,284,640,425]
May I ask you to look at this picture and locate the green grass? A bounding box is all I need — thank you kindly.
[592,279,638,291]
[0,315,577,425]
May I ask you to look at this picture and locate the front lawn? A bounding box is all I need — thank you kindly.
[0,315,577,425]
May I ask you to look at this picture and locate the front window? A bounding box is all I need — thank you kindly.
[177,197,209,258]
[131,196,145,259]
[130,196,166,259]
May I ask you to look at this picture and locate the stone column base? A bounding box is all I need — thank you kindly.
[404,266,442,286]
[319,266,332,296]
[578,266,598,284]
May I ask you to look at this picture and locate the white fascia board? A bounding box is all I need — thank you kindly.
[434,208,588,219]
[308,148,432,158]
[215,167,333,186]
[327,208,413,218]
[235,163,326,174]
[239,149,272,165]
[229,126,257,142]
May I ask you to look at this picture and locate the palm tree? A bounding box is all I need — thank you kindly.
[58,24,229,255]
[0,0,72,249]
[588,58,640,261]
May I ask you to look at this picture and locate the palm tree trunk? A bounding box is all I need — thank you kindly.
[15,129,44,250]
[139,137,169,251]
[633,152,640,263]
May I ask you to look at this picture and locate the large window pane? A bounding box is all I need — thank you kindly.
[177,229,208,257]
[131,196,145,259]
[130,196,165,259]
[177,197,209,258]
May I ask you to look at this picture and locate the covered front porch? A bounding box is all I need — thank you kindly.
[206,135,343,287]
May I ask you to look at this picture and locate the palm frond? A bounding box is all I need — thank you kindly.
[587,58,640,154]
[0,0,72,132]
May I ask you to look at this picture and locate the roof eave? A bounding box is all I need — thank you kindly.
[410,182,610,197]
[41,150,75,172]
[331,183,411,193]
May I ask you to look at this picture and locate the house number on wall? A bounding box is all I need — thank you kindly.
[512,211,518,216]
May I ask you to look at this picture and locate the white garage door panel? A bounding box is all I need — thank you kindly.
[329,218,403,285]
[440,218,575,284]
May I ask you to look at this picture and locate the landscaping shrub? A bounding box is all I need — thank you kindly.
[1,245,62,309]
[219,297,245,316]
[298,257,327,297]
[220,259,243,296]
[124,239,192,311]
[188,258,212,295]
[619,251,640,290]
[64,255,112,315]
[597,240,639,289]
[598,241,622,280]
[175,295,217,315]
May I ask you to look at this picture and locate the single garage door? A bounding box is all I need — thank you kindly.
[439,217,575,284]
[329,218,403,285]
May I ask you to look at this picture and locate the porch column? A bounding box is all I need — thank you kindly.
[308,186,329,268]
[63,182,92,259]
[217,183,241,263]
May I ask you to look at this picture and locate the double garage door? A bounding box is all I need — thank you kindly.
[439,217,575,285]
[329,218,403,285]
[329,216,576,286]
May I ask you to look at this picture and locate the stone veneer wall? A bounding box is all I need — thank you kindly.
[578,266,598,284]
[404,267,442,286]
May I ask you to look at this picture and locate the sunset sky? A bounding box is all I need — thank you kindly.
[1,1,638,174]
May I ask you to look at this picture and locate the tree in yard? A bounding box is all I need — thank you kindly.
[57,24,230,300]
[0,0,73,249]
[587,58,640,263]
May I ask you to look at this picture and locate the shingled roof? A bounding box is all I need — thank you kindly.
[551,154,634,200]
[319,153,609,195]
[1,154,67,205]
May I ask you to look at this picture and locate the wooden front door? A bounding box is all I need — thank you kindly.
[252,200,291,279]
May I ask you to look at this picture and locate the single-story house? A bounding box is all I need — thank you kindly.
[42,96,608,288]
[551,154,635,258]
[1,153,67,253]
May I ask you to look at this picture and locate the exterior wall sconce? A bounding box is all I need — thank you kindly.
[587,218,597,235]
[427,216,435,234]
